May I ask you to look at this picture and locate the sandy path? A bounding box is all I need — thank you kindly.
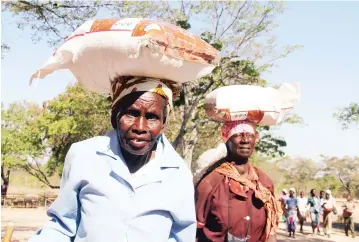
[2,208,358,242]
[276,221,359,242]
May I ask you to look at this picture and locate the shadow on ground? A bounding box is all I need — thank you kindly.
[277,229,333,242]
[277,236,332,242]
[332,222,359,233]
[276,221,359,241]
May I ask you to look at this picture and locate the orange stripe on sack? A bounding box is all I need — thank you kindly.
[247,110,265,124]
[132,20,218,62]
[90,18,119,32]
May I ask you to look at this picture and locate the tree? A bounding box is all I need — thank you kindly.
[1,102,45,193]
[313,175,342,197]
[334,102,359,129]
[276,157,320,194]
[323,156,359,196]
[35,83,112,180]
[1,84,112,188]
[3,1,301,168]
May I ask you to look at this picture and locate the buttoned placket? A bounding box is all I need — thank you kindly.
[96,134,180,242]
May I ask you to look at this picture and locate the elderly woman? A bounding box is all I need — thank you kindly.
[193,82,302,242]
[29,77,196,242]
[194,120,281,242]
[26,15,224,242]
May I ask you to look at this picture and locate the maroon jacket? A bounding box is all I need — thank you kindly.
[196,166,274,242]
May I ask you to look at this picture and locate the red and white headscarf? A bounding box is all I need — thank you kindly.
[221,120,256,142]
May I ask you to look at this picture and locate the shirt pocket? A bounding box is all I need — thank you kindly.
[126,210,173,242]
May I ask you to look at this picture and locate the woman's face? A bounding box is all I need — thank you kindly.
[312,189,316,196]
[226,131,258,159]
[116,92,166,155]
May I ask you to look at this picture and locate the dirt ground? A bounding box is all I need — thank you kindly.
[2,208,359,242]
[276,221,359,242]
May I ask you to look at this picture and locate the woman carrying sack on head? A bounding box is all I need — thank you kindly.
[322,190,337,238]
[28,18,221,242]
[194,83,300,242]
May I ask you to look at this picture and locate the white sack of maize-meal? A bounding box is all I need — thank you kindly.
[204,83,301,125]
[30,18,221,93]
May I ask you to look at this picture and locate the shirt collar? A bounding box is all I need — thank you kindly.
[96,129,180,170]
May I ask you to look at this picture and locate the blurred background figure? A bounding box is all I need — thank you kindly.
[318,190,325,234]
[285,188,298,238]
[342,194,356,238]
[297,191,308,233]
[280,189,288,222]
[307,189,321,235]
[322,189,337,238]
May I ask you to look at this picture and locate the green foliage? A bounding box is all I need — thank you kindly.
[274,156,359,198]
[38,83,112,176]
[256,126,286,157]
[322,156,359,196]
[1,102,44,168]
[313,175,342,196]
[1,101,46,190]
[276,157,320,194]
[175,19,191,30]
[1,84,111,188]
[334,102,359,129]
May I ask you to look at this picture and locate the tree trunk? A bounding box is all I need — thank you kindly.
[1,168,11,198]
[173,85,198,150]
[182,127,198,169]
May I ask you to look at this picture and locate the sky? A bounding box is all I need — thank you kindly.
[1,1,359,161]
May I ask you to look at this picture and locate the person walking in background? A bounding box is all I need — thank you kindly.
[285,188,298,238]
[318,190,325,233]
[322,190,336,238]
[319,190,325,201]
[307,189,321,235]
[297,191,308,233]
[280,189,288,222]
[342,194,356,238]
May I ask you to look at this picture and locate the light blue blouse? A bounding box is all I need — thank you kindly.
[28,130,196,242]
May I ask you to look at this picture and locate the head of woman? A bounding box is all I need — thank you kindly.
[310,188,316,197]
[224,121,259,161]
[110,76,179,157]
[325,190,331,199]
[113,91,167,156]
